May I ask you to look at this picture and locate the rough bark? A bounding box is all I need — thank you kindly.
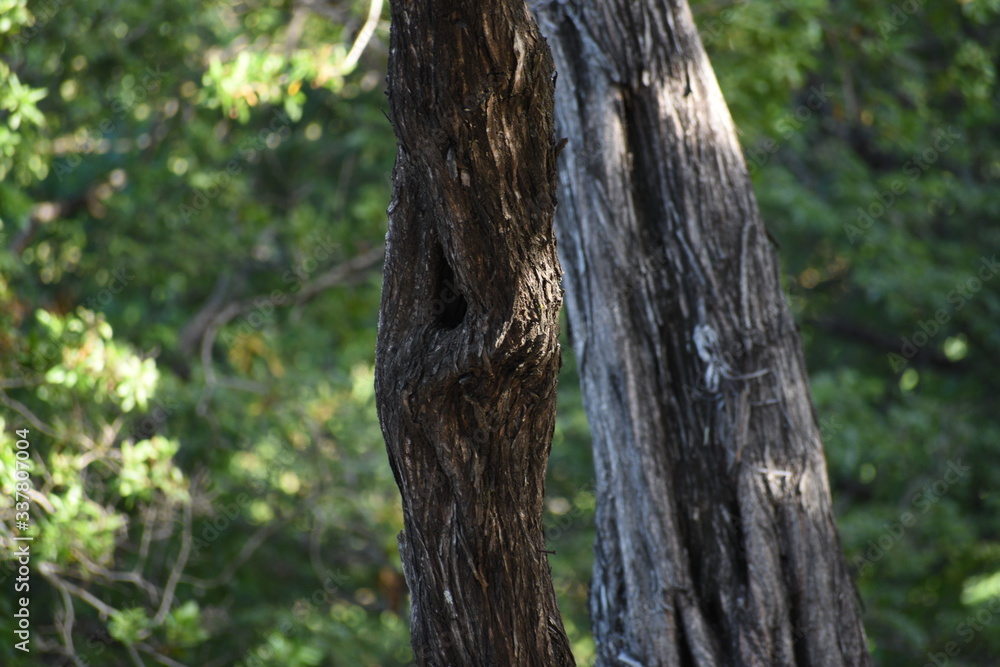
[532,1,872,665]
[375,1,574,665]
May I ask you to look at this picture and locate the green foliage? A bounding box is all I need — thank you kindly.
[108,607,152,646]
[0,0,996,665]
[0,0,403,664]
[165,600,210,647]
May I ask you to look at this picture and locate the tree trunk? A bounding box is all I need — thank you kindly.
[533,1,871,664]
[375,1,574,665]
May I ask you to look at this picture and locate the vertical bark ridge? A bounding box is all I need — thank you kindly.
[533,0,871,664]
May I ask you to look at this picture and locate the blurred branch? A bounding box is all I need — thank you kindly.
[39,563,118,619]
[309,508,328,584]
[134,504,158,575]
[341,0,384,74]
[54,584,86,667]
[72,550,161,605]
[807,317,968,371]
[192,245,384,412]
[295,243,384,305]
[178,273,235,357]
[183,244,383,364]
[26,487,55,514]
[0,388,58,437]
[0,377,44,388]
[7,170,129,257]
[285,6,310,57]
[137,643,189,667]
[152,501,192,626]
[8,197,85,257]
[41,563,189,667]
[126,644,147,667]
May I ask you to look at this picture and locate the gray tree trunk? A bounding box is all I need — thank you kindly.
[533,1,872,664]
[375,1,575,665]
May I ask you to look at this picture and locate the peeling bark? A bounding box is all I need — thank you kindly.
[375,1,574,665]
[533,0,872,664]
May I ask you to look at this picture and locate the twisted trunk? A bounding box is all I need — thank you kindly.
[533,0,871,664]
[375,1,574,664]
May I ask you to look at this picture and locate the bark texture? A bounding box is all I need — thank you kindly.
[532,1,871,664]
[375,1,574,665]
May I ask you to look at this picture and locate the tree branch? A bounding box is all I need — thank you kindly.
[152,501,193,626]
[806,316,968,371]
[0,388,58,438]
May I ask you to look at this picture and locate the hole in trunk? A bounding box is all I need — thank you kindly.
[433,243,467,329]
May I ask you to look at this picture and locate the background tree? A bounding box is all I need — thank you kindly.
[374,0,573,664]
[533,0,869,663]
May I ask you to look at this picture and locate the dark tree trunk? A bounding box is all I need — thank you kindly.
[375,1,574,665]
[533,1,871,664]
